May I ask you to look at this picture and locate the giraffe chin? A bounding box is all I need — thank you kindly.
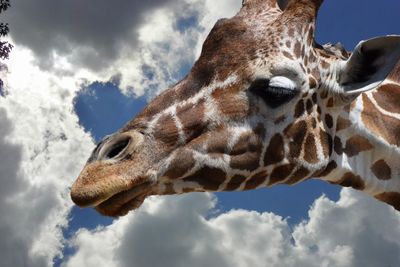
[94,181,153,217]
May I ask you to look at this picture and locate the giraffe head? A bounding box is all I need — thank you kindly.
[71,0,400,216]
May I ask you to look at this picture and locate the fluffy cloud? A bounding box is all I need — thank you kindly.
[0,46,94,266]
[3,0,241,97]
[4,0,176,70]
[293,189,400,267]
[63,190,400,267]
[0,1,242,266]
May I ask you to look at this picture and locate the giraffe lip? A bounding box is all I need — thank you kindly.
[94,181,153,217]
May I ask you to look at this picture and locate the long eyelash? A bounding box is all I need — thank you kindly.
[267,86,295,96]
[249,79,298,109]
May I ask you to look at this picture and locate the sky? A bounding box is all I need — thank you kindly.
[0,0,400,267]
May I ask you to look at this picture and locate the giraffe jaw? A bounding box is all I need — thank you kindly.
[71,175,155,217]
[70,160,156,217]
[94,180,154,217]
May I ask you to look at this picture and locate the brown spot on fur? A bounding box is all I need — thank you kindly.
[343,135,373,157]
[269,164,295,185]
[332,172,365,190]
[264,134,284,166]
[313,160,337,177]
[288,28,295,38]
[311,93,317,103]
[214,84,249,120]
[309,77,317,89]
[362,94,400,146]
[319,90,328,99]
[371,159,392,180]
[321,60,330,69]
[254,123,266,138]
[311,67,321,81]
[231,153,260,171]
[309,49,317,61]
[304,134,318,164]
[230,131,263,171]
[311,118,317,128]
[375,192,400,211]
[285,120,307,159]
[206,127,230,154]
[283,51,294,60]
[286,167,310,185]
[134,85,178,122]
[306,99,313,114]
[177,99,206,140]
[373,84,400,114]
[334,136,343,155]
[294,100,305,118]
[325,114,333,129]
[304,54,309,66]
[183,166,226,191]
[232,130,264,155]
[192,17,251,81]
[319,50,334,58]
[307,27,314,46]
[320,130,333,157]
[225,174,246,191]
[294,42,301,58]
[153,114,179,146]
[245,171,268,190]
[317,106,322,115]
[336,116,351,132]
[326,97,334,108]
[274,115,286,124]
[164,150,195,179]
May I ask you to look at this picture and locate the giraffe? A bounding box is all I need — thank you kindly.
[71,0,400,217]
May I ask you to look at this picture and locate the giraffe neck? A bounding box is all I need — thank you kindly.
[320,76,400,210]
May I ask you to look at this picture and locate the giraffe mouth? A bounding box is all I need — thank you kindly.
[94,181,153,217]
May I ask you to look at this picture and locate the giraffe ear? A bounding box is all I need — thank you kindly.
[339,36,400,94]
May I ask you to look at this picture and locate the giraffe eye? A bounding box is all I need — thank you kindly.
[249,77,298,108]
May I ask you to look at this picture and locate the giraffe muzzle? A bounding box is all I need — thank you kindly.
[70,130,152,211]
[94,180,153,217]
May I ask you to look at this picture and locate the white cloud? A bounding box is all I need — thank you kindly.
[63,190,400,267]
[4,0,242,98]
[3,0,177,71]
[0,45,94,266]
[0,1,242,266]
[293,189,400,267]
[113,2,204,96]
[102,0,241,97]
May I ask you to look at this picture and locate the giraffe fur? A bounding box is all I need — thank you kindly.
[71,0,400,217]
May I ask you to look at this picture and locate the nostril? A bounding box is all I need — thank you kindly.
[93,131,143,162]
[105,137,130,159]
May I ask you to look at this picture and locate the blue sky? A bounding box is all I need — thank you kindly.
[1,1,400,267]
